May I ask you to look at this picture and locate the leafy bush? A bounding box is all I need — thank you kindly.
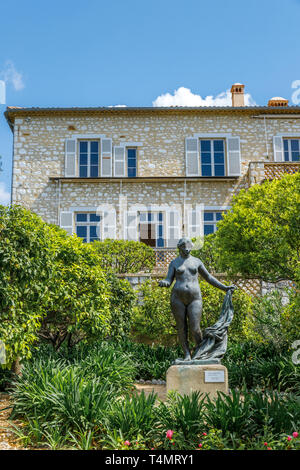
[214,172,300,282]
[92,239,156,273]
[132,279,253,345]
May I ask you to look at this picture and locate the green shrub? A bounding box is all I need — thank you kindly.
[132,279,253,345]
[92,239,156,273]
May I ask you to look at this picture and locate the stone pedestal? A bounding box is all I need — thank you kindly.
[166,364,228,399]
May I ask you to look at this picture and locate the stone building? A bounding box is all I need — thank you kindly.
[4,84,300,269]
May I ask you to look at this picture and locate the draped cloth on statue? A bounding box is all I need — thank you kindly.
[193,290,234,361]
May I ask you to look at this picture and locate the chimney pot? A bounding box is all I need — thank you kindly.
[231,83,245,107]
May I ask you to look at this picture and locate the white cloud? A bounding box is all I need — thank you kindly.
[152,86,256,107]
[108,104,127,108]
[0,60,25,91]
[0,182,10,206]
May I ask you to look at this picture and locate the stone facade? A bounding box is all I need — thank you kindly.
[5,106,300,248]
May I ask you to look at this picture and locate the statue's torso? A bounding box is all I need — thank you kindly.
[171,255,201,305]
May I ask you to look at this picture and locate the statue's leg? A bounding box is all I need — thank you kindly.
[187,299,203,356]
[171,295,191,361]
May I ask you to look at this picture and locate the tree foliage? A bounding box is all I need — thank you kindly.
[214,173,300,282]
[0,205,137,367]
[92,239,156,274]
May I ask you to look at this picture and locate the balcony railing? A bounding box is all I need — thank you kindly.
[248,161,300,185]
[264,162,300,180]
[153,248,177,272]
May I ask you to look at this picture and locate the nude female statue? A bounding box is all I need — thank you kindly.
[159,237,236,362]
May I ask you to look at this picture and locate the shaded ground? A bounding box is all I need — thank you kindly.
[0,393,22,450]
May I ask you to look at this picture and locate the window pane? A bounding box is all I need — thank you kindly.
[80,154,88,165]
[213,140,224,152]
[127,148,136,158]
[90,141,99,153]
[157,237,164,248]
[201,140,211,152]
[91,154,98,165]
[90,226,99,239]
[158,224,163,237]
[284,151,290,162]
[76,226,87,238]
[204,225,214,235]
[202,165,212,176]
[79,141,88,152]
[79,166,88,177]
[292,152,300,162]
[76,213,87,222]
[216,212,223,221]
[140,213,147,222]
[214,153,224,164]
[283,139,289,151]
[215,165,225,176]
[201,153,211,164]
[291,140,299,151]
[90,214,101,222]
[204,212,214,221]
[128,168,136,178]
[158,212,163,222]
[90,166,99,177]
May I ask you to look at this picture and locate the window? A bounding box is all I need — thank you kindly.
[200,139,225,176]
[283,139,300,162]
[75,213,101,242]
[79,141,99,177]
[204,211,224,235]
[127,148,137,177]
[139,212,164,247]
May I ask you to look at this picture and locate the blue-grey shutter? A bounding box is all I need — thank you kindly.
[227,137,241,176]
[124,210,138,241]
[103,209,116,239]
[185,138,199,176]
[114,146,126,177]
[65,139,77,177]
[167,210,181,248]
[101,138,112,176]
[60,211,73,235]
[273,136,284,162]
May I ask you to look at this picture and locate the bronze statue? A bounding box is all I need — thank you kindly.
[159,237,236,362]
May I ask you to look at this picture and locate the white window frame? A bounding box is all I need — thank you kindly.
[283,138,300,162]
[78,140,100,178]
[75,212,102,243]
[139,211,165,248]
[203,210,225,235]
[199,138,226,177]
[126,147,138,177]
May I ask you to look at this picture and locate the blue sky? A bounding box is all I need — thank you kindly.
[1,0,300,203]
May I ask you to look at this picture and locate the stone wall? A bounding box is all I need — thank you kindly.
[10,110,300,236]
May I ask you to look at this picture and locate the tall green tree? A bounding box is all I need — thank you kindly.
[215,172,300,282]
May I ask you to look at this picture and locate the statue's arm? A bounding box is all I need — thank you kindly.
[159,261,175,288]
[198,261,235,292]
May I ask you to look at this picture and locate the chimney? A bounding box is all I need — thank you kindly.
[268,97,289,107]
[231,83,245,107]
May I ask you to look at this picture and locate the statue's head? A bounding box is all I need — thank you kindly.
[177,237,193,257]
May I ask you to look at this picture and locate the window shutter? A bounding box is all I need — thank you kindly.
[167,210,181,248]
[114,146,126,177]
[60,211,73,235]
[101,138,112,176]
[65,139,77,177]
[103,209,116,239]
[187,207,202,239]
[226,137,241,176]
[124,211,138,241]
[185,138,199,176]
[273,136,284,162]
